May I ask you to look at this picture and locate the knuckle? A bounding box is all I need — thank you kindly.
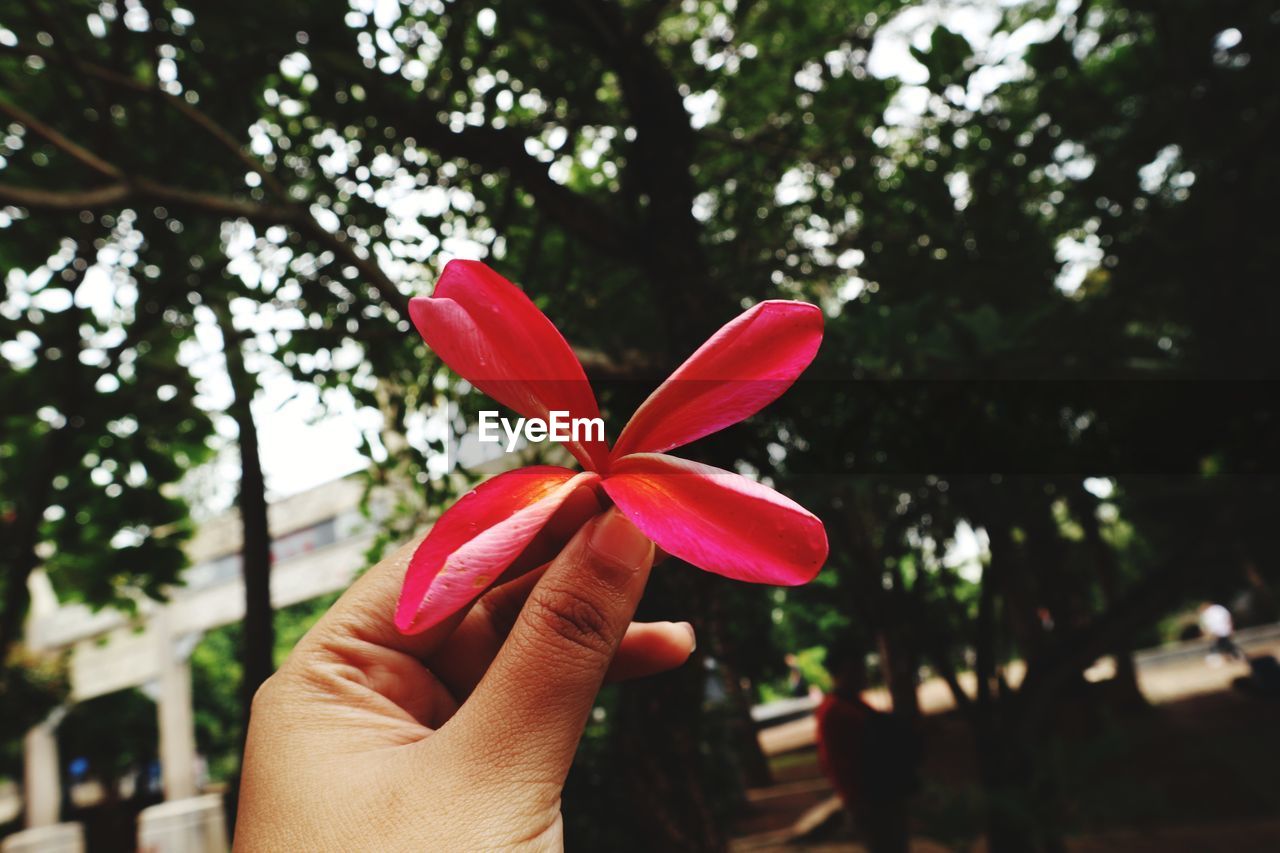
[526,585,616,660]
[249,671,284,716]
[478,586,526,637]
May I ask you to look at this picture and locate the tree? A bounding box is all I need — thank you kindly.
[0,222,212,651]
[4,1,1278,849]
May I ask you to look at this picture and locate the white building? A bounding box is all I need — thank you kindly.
[7,475,380,853]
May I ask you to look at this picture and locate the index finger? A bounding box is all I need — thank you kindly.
[290,485,604,664]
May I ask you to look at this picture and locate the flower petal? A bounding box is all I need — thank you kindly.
[396,466,601,634]
[612,300,823,459]
[602,453,827,586]
[410,260,608,470]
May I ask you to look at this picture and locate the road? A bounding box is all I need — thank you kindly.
[756,622,1280,757]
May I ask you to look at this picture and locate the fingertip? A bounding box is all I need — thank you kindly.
[647,620,697,659]
[678,620,697,653]
[605,621,697,682]
[586,507,654,574]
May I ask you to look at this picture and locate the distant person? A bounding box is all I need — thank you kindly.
[785,652,818,699]
[1199,602,1245,664]
[815,646,918,853]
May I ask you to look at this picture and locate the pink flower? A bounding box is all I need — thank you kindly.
[395,260,828,634]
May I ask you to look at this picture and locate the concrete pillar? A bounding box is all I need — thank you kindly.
[1,823,84,853]
[154,612,199,801]
[22,720,60,828]
[137,794,228,853]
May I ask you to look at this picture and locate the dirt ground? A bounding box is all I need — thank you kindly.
[732,641,1280,852]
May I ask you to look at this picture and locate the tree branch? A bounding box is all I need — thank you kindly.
[1017,551,1200,731]
[631,0,680,39]
[537,0,719,347]
[0,178,409,317]
[136,179,303,222]
[0,43,408,317]
[0,41,286,198]
[314,27,633,259]
[374,91,635,259]
[294,216,409,317]
[0,182,129,209]
[0,96,122,179]
[0,179,290,221]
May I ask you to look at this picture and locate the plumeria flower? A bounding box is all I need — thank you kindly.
[395,260,828,634]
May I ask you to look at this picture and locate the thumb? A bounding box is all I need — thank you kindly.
[441,507,654,787]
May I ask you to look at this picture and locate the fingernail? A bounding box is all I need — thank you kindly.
[588,508,652,572]
[679,621,696,652]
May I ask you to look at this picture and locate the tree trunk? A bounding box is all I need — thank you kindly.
[879,559,922,722]
[708,626,773,790]
[877,626,920,721]
[974,526,1031,853]
[976,720,1047,853]
[973,510,1066,853]
[612,568,725,852]
[0,515,43,652]
[1241,555,1277,623]
[214,307,275,741]
[0,455,50,649]
[1,270,85,652]
[1076,487,1146,709]
[836,498,921,720]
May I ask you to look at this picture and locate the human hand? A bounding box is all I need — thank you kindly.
[234,506,693,851]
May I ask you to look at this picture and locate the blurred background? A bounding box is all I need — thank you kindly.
[2,0,1278,851]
